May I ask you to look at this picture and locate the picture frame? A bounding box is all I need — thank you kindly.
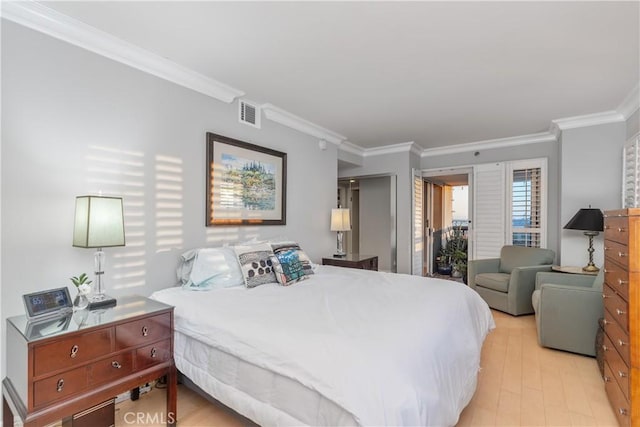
[206,132,287,226]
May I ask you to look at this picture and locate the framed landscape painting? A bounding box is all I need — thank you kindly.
[206,132,287,226]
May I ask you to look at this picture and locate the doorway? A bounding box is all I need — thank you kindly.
[338,175,397,272]
[421,169,471,276]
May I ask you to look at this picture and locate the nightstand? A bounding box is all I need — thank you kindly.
[322,254,378,271]
[2,295,177,427]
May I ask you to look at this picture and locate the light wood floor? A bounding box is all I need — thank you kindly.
[116,310,618,426]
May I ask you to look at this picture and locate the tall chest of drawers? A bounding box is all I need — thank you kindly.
[2,295,177,427]
[603,208,640,426]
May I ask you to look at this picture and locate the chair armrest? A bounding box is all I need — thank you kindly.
[467,258,500,289]
[535,272,595,290]
[508,264,553,315]
[537,283,604,355]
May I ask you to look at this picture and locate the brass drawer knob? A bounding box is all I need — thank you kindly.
[70,345,79,358]
[618,279,628,285]
[602,344,609,351]
[618,252,628,258]
[56,378,64,392]
[112,361,122,369]
[616,308,626,316]
[602,294,610,299]
[618,339,628,346]
[619,408,628,416]
[150,347,157,358]
[618,370,627,378]
[604,375,611,382]
[142,326,149,337]
[618,227,626,232]
[603,319,609,325]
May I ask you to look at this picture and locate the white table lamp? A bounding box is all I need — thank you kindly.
[331,208,351,257]
[73,195,125,309]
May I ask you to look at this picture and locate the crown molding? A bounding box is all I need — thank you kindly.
[617,83,640,120]
[550,110,625,135]
[363,141,422,157]
[261,104,346,145]
[338,141,365,157]
[421,131,557,158]
[1,0,244,103]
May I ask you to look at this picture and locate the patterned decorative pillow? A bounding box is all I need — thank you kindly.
[271,250,308,286]
[270,241,315,275]
[233,243,278,288]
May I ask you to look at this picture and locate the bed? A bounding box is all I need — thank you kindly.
[151,259,494,426]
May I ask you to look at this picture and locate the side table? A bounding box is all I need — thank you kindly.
[551,265,599,276]
[2,295,177,427]
[322,254,378,271]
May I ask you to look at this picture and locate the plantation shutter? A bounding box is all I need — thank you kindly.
[508,159,546,248]
[511,168,541,247]
[412,169,424,276]
[472,163,506,259]
[623,133,640,208]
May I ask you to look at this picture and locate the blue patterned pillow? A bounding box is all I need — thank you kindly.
[270,241,315,275]
[271,250,308,286]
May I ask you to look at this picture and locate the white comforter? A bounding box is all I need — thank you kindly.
[152,266,494,426]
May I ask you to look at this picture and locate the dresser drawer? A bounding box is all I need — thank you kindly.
[604,284,629,331]
[603,334,629,400]
[604,240,630,271]
[605,264,630,301]
[89,351,134,386]
[116,313,171,350]
[604,217,630,245]
[33,366,88,408]
[136,339,171,370]
[604,362,630,427]
[34,329,113,377]
[604,311,630,367]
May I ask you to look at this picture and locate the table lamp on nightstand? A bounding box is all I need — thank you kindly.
[331,208,351,257]
[563,206,604,273]
[73,195,126,309]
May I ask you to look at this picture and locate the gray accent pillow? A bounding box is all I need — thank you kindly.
[234,243,278,288]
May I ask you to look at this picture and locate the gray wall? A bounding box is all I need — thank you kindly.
[359,177,392,271]
[339,151,410,273]
[1,22,336,380]
[421,140,561,261]
[559,121,627,267]
[628,109,640,139]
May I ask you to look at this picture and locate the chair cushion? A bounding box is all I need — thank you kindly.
[475,273,510,293]
[532,289,541,313]
[499,246,555,273]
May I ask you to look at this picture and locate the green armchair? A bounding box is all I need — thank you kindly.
[468,245,555,316]
[532,270,604,356]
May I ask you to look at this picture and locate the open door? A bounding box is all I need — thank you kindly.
[411,169,423,276]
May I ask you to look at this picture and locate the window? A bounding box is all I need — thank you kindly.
[508,159,546,248]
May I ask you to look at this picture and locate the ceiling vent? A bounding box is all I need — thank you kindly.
[239,100,261,129]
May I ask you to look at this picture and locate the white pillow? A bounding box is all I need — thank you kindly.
[233,243,278,288]
[180,247,244,290]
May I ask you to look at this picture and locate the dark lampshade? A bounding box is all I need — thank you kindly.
[563,208,604,232]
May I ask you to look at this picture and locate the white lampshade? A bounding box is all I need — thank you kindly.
[73,196,126,248]
[330,208,351,232]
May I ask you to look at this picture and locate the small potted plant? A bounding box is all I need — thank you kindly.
[70,273,92,310]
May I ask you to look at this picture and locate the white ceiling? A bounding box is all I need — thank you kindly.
[43,1,639,150]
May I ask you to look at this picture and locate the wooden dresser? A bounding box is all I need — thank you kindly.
[2,295,177,427]
[603,208,640,426]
